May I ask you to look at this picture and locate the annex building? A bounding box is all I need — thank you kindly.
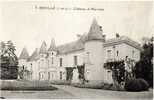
[18,19,142,83]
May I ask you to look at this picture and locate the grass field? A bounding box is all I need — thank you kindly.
[0,80,57,90]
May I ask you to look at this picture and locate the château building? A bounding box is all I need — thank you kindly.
[18,19,142,83]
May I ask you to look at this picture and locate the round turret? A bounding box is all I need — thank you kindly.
[84,18,105,82]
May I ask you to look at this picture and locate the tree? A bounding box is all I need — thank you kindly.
[134,37,153,87]
[77,64,87,84]
[0,40,18,79]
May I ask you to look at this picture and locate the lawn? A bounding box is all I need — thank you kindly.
[0,80,57,91]
[50,80,71,85]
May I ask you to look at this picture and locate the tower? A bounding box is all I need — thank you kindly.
[47,38,58,80]
[19,47,29,60]
[48,38,57,67]
[18,47,29,79]
[84,18,105,82]
[39,41,48,58]
[19,47,29,68]
[48,38,57,56]
[38,41,48,80]
[29,48,39,80]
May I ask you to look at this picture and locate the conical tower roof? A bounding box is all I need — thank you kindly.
[48,38,57,51]
[87,18,103,41]
[29,48,39,61]
[39,41,47,54]
[19,47,29,59]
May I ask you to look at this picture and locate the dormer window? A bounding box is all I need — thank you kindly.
[107,50,112,59]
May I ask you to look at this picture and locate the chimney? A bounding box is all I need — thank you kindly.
[116,33,120,38]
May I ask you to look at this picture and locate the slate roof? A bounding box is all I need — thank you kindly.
[27,35,141,60]
[57,39,84,54]
[39,41,47,54]
[56,35,142,55]
[24,19,142,61]
[104,36,142,50]
[28,48,39,61]
[19,47,29,59]
[48,38,57,51]
[87,18,103,41]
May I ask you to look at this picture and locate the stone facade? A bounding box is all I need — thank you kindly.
[18,19,142,83]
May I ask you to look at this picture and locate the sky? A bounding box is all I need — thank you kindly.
[0,1,153,57]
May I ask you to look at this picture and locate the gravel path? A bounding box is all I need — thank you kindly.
[53,85,153,99]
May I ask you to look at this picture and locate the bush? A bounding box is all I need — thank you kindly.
[72,83,103,89]
[71,81,104,89]
[72,81,118,90]
[124,78,149,92]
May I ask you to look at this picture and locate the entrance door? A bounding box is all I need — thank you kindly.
[66,67,73,81]
[48,71,57,80]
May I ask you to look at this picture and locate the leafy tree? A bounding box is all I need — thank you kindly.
[134,37,153,87]
[0,40,18,79]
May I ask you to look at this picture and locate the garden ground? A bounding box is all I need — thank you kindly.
[0,85,153,99]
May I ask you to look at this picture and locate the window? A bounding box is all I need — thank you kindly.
[107,50,112,59]
[40,59,44,68]
[60,71,62,80]
[47,59,49,67]
[116,50,119,57]
[38,62,40,69]
[39,72,41,80]
[22,65,24,70]
[132,50,135,58]
[85,52,90,64]
[51,57,54,64]
[74,56,78,66]
[41,73,44,79]
[39,72,43,80]
[52,73,54,79]
[49,59,52,67]
[60,58,63,67]
[30,63,32,71]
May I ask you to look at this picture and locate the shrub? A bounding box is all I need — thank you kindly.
[72,81,118,90]
[124,78,149,92]
[71,81,104,89]
[103,83,114,90]
[138,79,149,90]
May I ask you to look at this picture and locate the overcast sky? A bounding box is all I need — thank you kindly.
[0,1,153,56]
